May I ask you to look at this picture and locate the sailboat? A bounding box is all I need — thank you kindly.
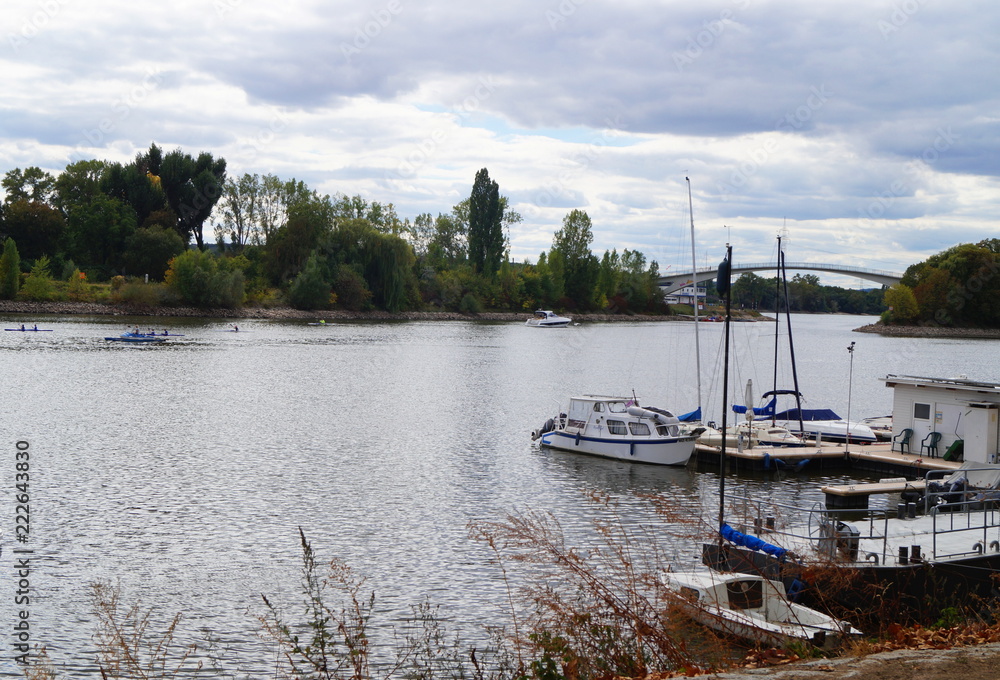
[667,246,860,649]
[698,379,805,449]
[739,237,877,444]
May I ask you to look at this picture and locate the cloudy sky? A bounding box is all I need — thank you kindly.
[2,0,998,283]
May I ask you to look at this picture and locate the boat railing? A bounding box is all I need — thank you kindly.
[726,483,1000,565]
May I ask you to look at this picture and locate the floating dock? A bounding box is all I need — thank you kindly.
[695,441,960,477]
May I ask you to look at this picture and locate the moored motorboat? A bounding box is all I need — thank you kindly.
[525,309,572,327]
[531,395,696,466]
[665,569,859,650]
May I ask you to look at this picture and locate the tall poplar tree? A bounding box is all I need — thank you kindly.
[0,238,20,299]
[467,168,504,277]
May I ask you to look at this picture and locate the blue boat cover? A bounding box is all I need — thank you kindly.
[732,397,776,417]
[720,523,788,559]
[772,408,841,422]
[678,407,702,422]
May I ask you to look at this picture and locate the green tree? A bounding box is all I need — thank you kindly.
[53,160,108,213]
[101,160,167,228]
[467,168,504,277]
[165,249,244,307]
[288,251,332,310]
[217,172,262,253]
[159,148,227,249]
[64,194,137,277]
[333,264,372,311]
[265,192,333,284]
[882,283,919,324]
[0,200,65,261]
[123,225,187,280]
[552,209,599,308]
[20,255,54,301]
[0,238,20,299]
[2,166,55,204]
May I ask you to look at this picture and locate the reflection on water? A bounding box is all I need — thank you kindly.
[0,313,981,674]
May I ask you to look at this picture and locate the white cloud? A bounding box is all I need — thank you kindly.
[2,0,998,279]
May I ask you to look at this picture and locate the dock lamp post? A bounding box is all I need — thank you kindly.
[846,342,856,451]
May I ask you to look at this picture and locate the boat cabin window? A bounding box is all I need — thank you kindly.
[593,403,605,413]
[679,586,700,602]
[628,422,651,436]
[607,420,628,435]
[656,424,679,437]
[607,402,628,413]
[726,580,763,610]
[913,402,931,420]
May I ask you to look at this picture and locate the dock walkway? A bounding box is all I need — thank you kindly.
[695,440,961,482]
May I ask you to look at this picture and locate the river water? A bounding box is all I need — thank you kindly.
[0,312,997,676]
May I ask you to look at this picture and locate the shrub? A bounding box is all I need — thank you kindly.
[19,256,54,301]
[67,269,90,302]
[287,253,331,310]
[459,292,482,314]
[165,250,245,308]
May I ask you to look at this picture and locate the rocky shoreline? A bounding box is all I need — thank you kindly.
[0,299,695,323]
[855,323,1000,339]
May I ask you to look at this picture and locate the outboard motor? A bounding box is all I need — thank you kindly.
[531,417,557,441]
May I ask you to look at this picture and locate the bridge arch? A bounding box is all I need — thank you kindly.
[658,262,903,294]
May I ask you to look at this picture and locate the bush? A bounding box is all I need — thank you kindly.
[165,250,245,308]
[459,292,482,314]
[67,269,90,302]
[111,281,173,308]
[287,253,331,310]
[19,256,54,301]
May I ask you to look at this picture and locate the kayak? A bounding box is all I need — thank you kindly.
[5,328,53,331]
[105,334,167,343]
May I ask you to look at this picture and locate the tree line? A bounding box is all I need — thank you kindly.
[0,144,666,313]
[727,271,886,315]
[882,240,1000,327]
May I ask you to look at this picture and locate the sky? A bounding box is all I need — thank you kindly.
[2,0,998,286]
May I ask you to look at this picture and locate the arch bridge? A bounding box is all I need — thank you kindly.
[658,261,904,294]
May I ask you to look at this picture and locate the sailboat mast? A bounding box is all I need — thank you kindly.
[779,245,805,434]
[686,177,702,415]
[772,237,781,425]
[716,245,733,544]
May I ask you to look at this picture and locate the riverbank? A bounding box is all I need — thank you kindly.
[0,299,763,323]
[855,322,1000,339]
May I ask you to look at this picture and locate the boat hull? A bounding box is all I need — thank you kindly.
[540,430,695,466]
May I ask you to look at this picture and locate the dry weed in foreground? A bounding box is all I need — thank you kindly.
[90,580,200,679]
[470,492,716,679]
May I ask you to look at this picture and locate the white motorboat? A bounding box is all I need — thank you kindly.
[525,309,572,327]
[861,415,893,441]
[665,570,859,650]
[531,395,696,466]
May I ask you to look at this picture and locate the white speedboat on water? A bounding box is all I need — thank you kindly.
[531,395,696,466]
[525,309,572,327]
[665,570,859,650]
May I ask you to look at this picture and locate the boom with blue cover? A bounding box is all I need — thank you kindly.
[720,523,788,559]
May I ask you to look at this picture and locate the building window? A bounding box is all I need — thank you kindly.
[914,403,931,420]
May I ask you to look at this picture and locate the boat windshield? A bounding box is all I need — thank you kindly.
[607,401,628,413]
